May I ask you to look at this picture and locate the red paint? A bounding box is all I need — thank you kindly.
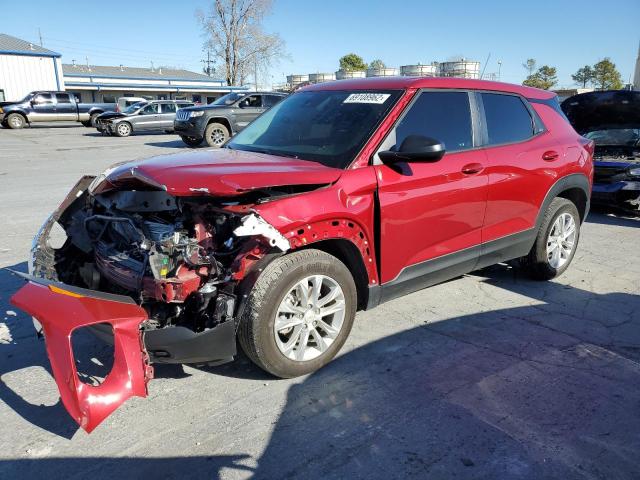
[98,149,343,196]
[10,282,152,433]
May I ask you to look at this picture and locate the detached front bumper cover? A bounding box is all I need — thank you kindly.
[10,274,153,433]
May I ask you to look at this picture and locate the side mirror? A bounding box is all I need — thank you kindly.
[378,135,446,164]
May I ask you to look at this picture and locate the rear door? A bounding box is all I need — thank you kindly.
[54,93,77,121]
[478,92,559,244]
[374,90,488,288]
[158,102,178,129]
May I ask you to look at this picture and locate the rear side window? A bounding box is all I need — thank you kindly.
[481,93,534,145]
[55,93,71,103]
[264,95,284,107]
[161,103,177,113]
[394,91,473,152]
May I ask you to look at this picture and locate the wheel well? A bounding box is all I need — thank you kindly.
[207,117,232,133]
[300,239,369,311]
[557,187,588,222]
[8,111,28,123]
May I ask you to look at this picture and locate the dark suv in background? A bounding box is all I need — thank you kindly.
[174,91,286,147]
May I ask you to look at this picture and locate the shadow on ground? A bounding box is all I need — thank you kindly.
[586,207,639,227]
[1,257,639,478]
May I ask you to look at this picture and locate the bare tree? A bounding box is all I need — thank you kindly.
[197,0,287,87]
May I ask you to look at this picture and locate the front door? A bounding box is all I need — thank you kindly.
[234,94,266,131]
[28,93,56,121]
[374,90,488,294]
[133,103,160,130]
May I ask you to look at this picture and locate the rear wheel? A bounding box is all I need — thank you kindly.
[180,136,203,147]
[89,113,100,128]
[520,197,580,280]
[238,249,357,378]
[204,122,229,148]
[6,113,26,129]
[114,122,132,137]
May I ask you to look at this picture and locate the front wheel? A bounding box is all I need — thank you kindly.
[88,113,100,128]
[204,122,229,148]
[114,122,132,137]
[6,113,26,129]
[520,197,580,280]
[180,135,203,147]
[238,249,357,378]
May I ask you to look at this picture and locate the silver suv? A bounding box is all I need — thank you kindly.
[96,100,194,137]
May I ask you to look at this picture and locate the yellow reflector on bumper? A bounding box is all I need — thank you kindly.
[48,285,84,298]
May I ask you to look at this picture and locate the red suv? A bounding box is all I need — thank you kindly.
[11,77,593,431]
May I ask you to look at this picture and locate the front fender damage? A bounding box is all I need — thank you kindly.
[10,275,153,433]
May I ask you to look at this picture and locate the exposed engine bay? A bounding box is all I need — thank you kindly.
[32,176,291,364]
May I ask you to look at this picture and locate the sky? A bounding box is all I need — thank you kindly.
[1,0,638,89]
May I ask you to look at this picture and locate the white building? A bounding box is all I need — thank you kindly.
[0,33,247,104]
[0,33,64,101]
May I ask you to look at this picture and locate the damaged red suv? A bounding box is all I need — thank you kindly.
[11,77,593,432]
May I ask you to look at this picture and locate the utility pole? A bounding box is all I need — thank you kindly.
[38,28,43,47]
[202,49,214,77]
[498,60,502,81]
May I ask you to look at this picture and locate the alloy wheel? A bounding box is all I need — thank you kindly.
[209,127,226,146]
[117,123,131,136]
[274,275,346,362]
[546,212,577,269]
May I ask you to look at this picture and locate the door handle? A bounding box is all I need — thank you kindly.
[542,150,559,161]
[461,163,484,175]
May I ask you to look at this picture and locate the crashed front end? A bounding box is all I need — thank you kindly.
[11,174,290,432]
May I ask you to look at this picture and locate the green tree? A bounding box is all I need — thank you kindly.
[522,58,536,76]
[572,65,594,88]
[339,53,367,72]
[523,65,558,90]
[592,58,623,90]
[368,59,386,70]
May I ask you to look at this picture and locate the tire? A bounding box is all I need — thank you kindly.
[114,122,132,137]
[238,249,357,378]
[204,122,229,148]
[180,135,203,148]
[520,197,580,280]
[89,113,100,128]
[6,113,26,129]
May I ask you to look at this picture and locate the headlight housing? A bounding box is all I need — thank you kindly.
[189,111,204,118]
[628,167,640,177]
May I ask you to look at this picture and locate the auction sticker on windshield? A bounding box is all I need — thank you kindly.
[343,93,391,104]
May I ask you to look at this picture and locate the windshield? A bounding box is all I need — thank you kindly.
[585,129,640,146]
[226,90,401,169]
[211,93,246,106]
[123,102,147,114]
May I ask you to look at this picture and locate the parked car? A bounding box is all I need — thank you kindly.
[0,91,115,129]
[116,96,148,112]
[95,100,194,137]
[174,91,286,147]
[11,77,593,432]
[561,90,640,214]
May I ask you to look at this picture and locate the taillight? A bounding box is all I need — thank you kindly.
[579,137,595,158]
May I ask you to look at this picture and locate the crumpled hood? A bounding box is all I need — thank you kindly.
[100,148,343,196]
[98,112,126,120]
[561,91,640,134]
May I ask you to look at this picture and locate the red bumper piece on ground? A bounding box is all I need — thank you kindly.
[11,280,153,433]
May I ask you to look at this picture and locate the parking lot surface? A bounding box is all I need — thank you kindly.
[1,125,639,479]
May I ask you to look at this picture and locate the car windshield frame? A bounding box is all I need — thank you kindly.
[584,128,640,147]
[226,89,402,170]
[211,92,246,106]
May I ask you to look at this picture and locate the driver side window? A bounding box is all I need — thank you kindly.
[33,93,53,105]
[141,103,159,115]
[376,91,473,164]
